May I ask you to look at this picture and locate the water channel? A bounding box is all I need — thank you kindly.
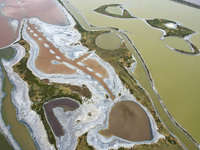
[0,48,16,150]
[0,47,37,149]
[0,0,199,149]
[60,0,200,149]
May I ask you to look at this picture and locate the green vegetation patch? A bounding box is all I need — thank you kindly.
[117,138,182,150]
[76,133,94,150]
[146,18,195,38]
[76,25,135,68]
[75,20,184,150]
[94,4,135,19]
[13,40,91,147]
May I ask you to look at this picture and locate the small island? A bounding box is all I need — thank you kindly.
[146,18,199,55]
[94,4,136,19]
[146,18,195,38]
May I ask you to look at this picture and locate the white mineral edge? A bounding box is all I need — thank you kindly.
[25,18,162,150]
[0,67,21,150]
[61,1,198,148]
[5,3,163,150]
[10,19,19,31]
[2,44,55,150]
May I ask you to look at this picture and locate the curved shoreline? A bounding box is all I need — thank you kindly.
[58,0,200,149]
[0,64,21,150]
[0,16,24,50]
[20,2,162,149]
[121,32,200,149]
[2,44,55,150]
[23,18,123,101]
[43,97,80,137]
[143,19,200,55]
[87,96,163,150]
[92,4,137,19]
[0,0,197,149]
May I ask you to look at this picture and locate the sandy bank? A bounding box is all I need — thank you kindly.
[0,65,20,150]
[2,44,55,150]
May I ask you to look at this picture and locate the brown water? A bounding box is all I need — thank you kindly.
[27,21,114,99]
[0,0,69,48]
[43,98,79,137]
[100,100,152,141]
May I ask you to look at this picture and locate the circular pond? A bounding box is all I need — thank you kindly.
[95,32,122,50]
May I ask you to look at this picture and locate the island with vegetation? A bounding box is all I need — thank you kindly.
[146,18,195,38]
[146,18,199,55]
[94,4,136,19]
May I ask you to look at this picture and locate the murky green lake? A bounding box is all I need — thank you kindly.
[95,32,122,49]
[106,6,123,16]
[63,0,200,149]
[164,37,191,52]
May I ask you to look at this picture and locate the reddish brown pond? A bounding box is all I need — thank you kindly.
[0,14,17,48]
[100,100,152,142]
[43,98,79,137]
[0,0,68,48]
[26,21,115,100]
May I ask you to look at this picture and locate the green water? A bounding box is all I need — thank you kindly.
[0,132,13,150]
[0,47,16,60]
[0,47,36,150]
[61,0,200,149]
[106,6,123,16]
[0,47,16,150]
[190,33,200,49]
[95,32,122,49]
[164,37,192,52]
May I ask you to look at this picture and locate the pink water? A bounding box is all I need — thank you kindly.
[0,14,17,48]
[0,0,68,48]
